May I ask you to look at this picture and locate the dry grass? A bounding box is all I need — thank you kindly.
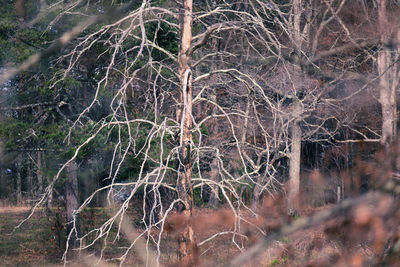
[0,205,30,214]
[0,199,399,267]
[1,156,399,267]
[0,199,31,214]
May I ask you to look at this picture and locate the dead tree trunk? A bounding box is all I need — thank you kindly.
[207,87,220,209]
[287,0,307,215]
[288,102,302,215]
[176,0,196,263]
[378,0,399,149]
[66,160,80,249]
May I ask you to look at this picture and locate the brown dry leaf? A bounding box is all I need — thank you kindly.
[349,253,364,267]
[371,218,386,253]
[353,204,372,226]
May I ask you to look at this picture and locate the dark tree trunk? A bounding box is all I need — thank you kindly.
[0,166,4,198]
[66,160,80,249]
[16,154,22,205]
[26,159,32,197]
[36,151,43,193]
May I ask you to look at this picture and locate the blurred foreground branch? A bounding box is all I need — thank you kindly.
[227,179,399,267]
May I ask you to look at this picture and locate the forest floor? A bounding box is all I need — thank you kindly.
[0,203,396,266]
[0,206,239,266]
[0,206,61,266]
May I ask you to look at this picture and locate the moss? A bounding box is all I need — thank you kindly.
[270,258,280,266]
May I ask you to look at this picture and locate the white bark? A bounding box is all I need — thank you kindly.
[288,101,302,214]
[378,0,399,148]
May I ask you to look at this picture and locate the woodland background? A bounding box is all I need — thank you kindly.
[0,0,399,266]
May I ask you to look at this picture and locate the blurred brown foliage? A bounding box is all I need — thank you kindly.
[164,145,399,267]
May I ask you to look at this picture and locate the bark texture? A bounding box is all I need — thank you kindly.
[287,0,305,215]
[176,0,196,263]
[378,0,399,148]
[288,102,302,214]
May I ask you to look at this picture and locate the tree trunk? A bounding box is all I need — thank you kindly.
[15,0,25,20]
[40,0,48,12]
[285,0,304,215]
[27,159,32,196]
[176,0,196,263]
[207,86,220,208]
[251,175,264,212]
[36,151,43,193]
[66,160,80,249]
[378,51,397,148]
[207,157,219,208]
[0,166,4,198]
[378,0,399,148]
[288,101,302,215]
[16,154,22,205]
